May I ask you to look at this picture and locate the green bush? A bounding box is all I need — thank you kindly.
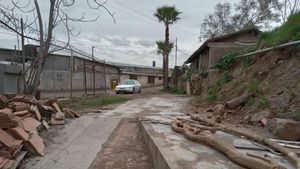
[206,71,233,102]
[162,87,186,94]
[246,79,261,95]
[242,56,256,67]
[257,12,300,48]
[216,71,233,86]
[259,96,270,108]
[207,92,218,102]
[214,51,240,70]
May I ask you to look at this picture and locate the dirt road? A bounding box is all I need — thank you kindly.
[22,88,190,169]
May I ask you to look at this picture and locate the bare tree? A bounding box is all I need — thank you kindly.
[273,0,300,22]
[0,0,114,96]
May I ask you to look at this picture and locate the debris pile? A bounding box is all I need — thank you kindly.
[191,93,300,141]
[172,115,300,169]
[0,95,80,168]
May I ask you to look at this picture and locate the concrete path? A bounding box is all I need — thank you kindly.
[23,115,121,169]
[23,93,296,169]
[23,94,190,169]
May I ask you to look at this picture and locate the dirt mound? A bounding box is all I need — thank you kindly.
[191,47,300,126]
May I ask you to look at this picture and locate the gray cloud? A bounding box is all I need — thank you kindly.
[0,0,240,67]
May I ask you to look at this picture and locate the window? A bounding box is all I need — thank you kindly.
[159,77,162,80]
[129,74,137,80]
[121,80,134,85]
[148,76,155,84]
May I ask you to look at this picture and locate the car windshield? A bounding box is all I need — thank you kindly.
[121,80,134,85]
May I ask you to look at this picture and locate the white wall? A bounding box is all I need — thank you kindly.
[120,74,163,87]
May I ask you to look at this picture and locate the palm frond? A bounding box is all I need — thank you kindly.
[156,40,174,55]
[154,5,182,25]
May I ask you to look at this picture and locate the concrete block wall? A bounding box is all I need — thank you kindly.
[120,74,163,88]
[39,56,120,98]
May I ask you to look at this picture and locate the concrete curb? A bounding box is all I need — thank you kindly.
[140,122,170,169]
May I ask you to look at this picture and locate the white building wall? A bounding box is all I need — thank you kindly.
[120,74,163,88]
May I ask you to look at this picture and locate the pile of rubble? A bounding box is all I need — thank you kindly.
[0,95,80,169]
[191,93,300,141]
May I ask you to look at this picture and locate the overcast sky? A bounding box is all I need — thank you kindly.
[0,0,239,68]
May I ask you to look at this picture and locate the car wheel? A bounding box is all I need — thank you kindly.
[139,88,141,93]
[116,92,119,94]
[133,87,135,94]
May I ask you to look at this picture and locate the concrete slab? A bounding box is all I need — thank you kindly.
[23,94,191,169]
[23,115,121,169]
[141,122,295,169]
[99,96,190,118]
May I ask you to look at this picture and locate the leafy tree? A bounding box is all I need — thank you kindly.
[200,0,280,40]
[200,2,235,39]
[154,5,181,89]
[232,0,280,28]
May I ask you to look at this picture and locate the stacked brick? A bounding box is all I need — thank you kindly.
[0,95,80,168]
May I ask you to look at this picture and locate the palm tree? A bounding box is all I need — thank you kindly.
[156,41,174,90]
[154,6,181,89]
[156,41,174,56]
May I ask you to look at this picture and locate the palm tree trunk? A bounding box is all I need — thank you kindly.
[162,54,166,89]
[164,24,170,89]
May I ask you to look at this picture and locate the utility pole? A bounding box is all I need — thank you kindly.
[92,46,95,95]
[83,60,87,96]
[175,38,178,67]
[21,18,25,93]
[70,49,73,100]
[104,59,107,95]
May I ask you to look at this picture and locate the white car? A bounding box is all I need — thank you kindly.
[115,79,142,94]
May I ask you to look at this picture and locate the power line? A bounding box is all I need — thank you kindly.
[108,1,198,36]
[177,49,191,57]
[112,0,198,36]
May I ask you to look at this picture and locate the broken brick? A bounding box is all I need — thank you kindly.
[0,108,20,129]
[24,134,45,156]
[22,117,41,134]
[8,127,29,141]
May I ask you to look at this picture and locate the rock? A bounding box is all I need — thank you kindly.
[277,60,284,64]
[269,118,300,141]
[261,118,268,126]
[242,116,251,124]
[226,94,250,109]
[250,110,272,125]
[206,107,214,112]
[276,90,284,95]
[215,115,222,123]
[207,114,213,119]
[214,104,226,115]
